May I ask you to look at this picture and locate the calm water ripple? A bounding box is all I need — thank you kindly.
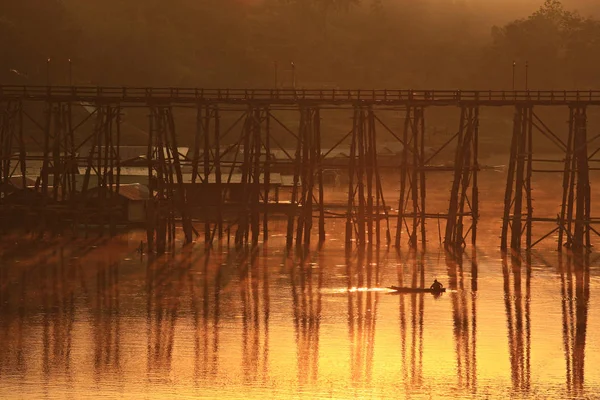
[1,174,600,399]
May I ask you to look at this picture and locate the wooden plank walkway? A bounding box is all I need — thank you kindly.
[3,85,600,106]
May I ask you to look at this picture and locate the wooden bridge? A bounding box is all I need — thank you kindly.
[1,85,599,254]
[3,86,600,105]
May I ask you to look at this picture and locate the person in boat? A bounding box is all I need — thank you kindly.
[430,279,444,291]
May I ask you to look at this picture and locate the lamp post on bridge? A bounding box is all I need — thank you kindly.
[525,61,529,91]
[512,60,516,91]
[46,58,51,86]
[69,58,73,86]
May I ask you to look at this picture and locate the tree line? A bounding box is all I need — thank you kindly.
[1,0,600,89]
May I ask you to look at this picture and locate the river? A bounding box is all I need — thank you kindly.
[0,172,599,399]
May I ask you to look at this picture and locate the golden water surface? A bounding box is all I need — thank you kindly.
[0,172,599,399]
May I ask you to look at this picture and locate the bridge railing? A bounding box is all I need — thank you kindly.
[2,85,600,103]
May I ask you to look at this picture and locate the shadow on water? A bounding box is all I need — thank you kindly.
[0,234,598,398]
[145,243,272,384]
[502,251,531,394]
[189,246,223,382]
[346,245,380,385]
[445,249,478,393]
[535,251,591,396]
[0,237,114,388]
[560,253,590,395]
[290,247,322,385]
[40,247,76,387]
[145,243,222,380]
[145,250,184,376]
[93,256,121,378]
[395,249,425,390]
[237,246,269,383]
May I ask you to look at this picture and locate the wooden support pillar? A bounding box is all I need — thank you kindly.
[395,108,411,248]
[345,109,358,248]
[106,105,117,236]
[356,108,367,245]
[192,105,203,185]
[66,102,77,230]
[456,109,474,246]
[501,107,521,251]
[557,109,574,252]
[525,107,534,250]
[165,106,193,244]
[501,108,520,251]
[236,108,252,247]
[52,103,61,205]
[263,108,271,242]
[214,106,223,240]
[17,102,27,219]
[40,101,53,234]
[302,108,316,248]
[500,105,533,252]
[251,108,261,247]
[98,105,107,237]
[154,108,167,255]
[144,105,188,253]
[146,107,155,253]
[571,106,590,253]
[286,108,303,249]
[203,106,211,244]
[445,106,479,249]
[295,106,318,248]
[365,108,375,245]
[396,106,426,249]
[418,108,427,247]
[115,105,121,198]
[510,107,527,251]
[370,109,391,245]
[471,108,480,246]
[445,108,466,247]
[367,109,379,245]
[342,106,390,248]
[409,108,419,248]
[315,108,326,243]
[295,108,307,248]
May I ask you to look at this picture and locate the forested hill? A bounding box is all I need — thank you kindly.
[2,0,600,89]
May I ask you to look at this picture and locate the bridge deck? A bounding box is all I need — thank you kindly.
[2,86,600,106]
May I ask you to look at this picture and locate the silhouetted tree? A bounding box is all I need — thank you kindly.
[486,0,600,88]
[3,0,600,89]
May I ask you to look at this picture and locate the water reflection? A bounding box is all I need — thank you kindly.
[145,247,196,376]
[396,250,425,389]
[345,246,381,385]
[1,234,600,398]
[290,248,321,385]
[238,247,269,383]
[446,249,477,392]
[0,238,115,385]
[190,247,222,381]
[40,247,75,385]
[0,261,27,377]
[93,258,121,377]
[502,252,531,393]
[557,253,590,395]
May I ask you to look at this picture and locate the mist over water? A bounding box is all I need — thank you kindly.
[3,0,600,398]
[1,173,599,399]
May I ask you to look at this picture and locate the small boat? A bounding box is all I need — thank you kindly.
[388,286,446,294]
